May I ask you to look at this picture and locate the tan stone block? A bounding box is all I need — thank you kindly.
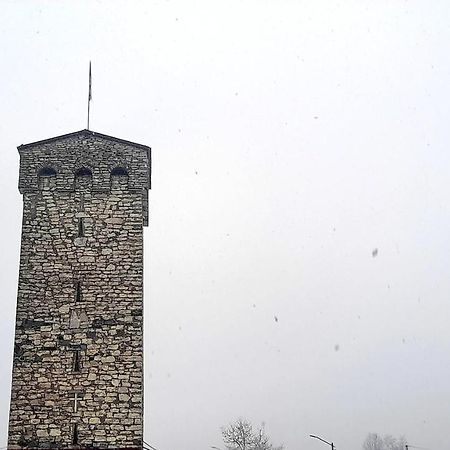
[105,218,124,224]
[74,237,87,246]
[79,255,95,263]
[102,356,115,363]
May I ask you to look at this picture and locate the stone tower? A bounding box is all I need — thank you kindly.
[8,130,151,450]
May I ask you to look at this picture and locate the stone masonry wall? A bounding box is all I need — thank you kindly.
[8,131,150,450]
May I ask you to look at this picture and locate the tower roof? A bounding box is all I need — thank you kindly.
[18,129,150,151]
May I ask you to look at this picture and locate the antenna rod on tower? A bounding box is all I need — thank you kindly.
[87,61,92,130]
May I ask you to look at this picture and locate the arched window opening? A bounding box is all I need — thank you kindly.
[38,167,57,189]
[75,167,92,178]
[110,166,129,190]
[75,167,93,190]
[38,167,57,177]
[111,167,128,177]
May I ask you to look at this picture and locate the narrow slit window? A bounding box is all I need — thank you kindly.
[78,218,84,237]
[72,423,78,445]
[76,281,82,302]
[73,350,81,373]
[79,194,85,212]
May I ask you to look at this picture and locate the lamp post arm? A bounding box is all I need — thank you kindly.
[310,435,333,447]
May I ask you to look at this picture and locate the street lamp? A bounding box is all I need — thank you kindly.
[405,445,430,450]
[310,434,335,450]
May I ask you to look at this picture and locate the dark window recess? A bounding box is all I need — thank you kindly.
[76,282,82,302]
[38,167,57,189]
[78,218,84,237]
[73,350,81,372]
[111,167,128,176]
[72,423,78,445]
[75,167,92,178]
[38,167,57,177]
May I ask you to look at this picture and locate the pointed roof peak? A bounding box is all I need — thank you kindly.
[18,129,150,151]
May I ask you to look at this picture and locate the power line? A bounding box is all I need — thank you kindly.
[142,445,156,450]
[144,439,159,450]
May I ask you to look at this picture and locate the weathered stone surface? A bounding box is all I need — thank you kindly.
[74,237,87,247]
[8,131,151,449]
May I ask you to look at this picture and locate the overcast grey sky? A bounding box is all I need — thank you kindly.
[1,1,450,450]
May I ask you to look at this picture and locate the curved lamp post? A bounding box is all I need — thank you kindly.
[406,445,430,450]
[310,434,335,450]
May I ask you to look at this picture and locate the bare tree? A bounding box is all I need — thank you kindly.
[383,435,406,450]
[363,433,384,450]
[222,418,283,450]
[363,433,406,450]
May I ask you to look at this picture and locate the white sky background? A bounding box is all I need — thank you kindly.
[1,1,450,450]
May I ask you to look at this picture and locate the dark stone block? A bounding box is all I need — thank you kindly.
[20,318,51,329]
